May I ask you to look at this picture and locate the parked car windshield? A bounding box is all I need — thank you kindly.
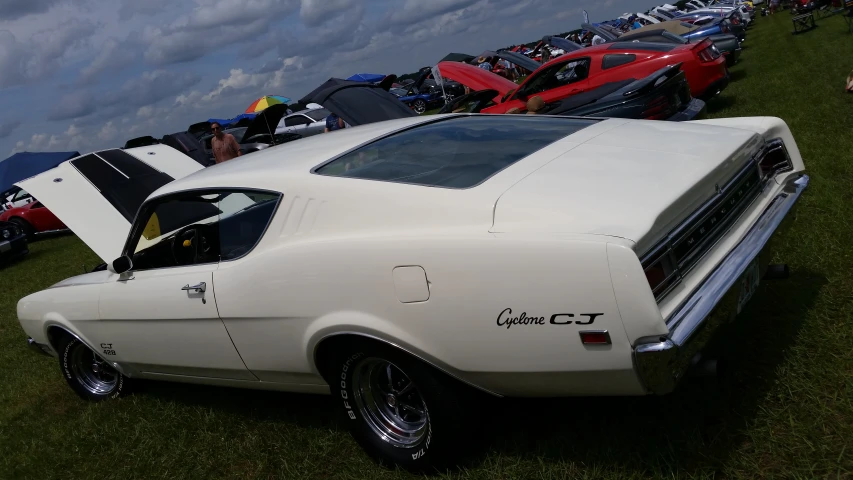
[305,108,331,121]
[314,115,598,189]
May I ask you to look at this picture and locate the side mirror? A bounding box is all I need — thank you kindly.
[108,255,133,275]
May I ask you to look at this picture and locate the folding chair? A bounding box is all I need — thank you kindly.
[792,12,817,33]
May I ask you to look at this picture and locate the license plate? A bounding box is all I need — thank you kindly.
[0,241,10,253]
[737,258,761,314]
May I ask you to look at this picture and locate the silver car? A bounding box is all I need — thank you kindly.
[274,108,330,138]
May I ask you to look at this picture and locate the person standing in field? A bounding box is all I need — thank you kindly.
[210,122,241,164]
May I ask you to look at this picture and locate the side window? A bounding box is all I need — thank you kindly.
[125,190,280,271]
[521,58,591,95]
[602,54,636,70]
[285,115,311,127]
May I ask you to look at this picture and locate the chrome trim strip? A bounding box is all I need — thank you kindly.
[633,173,809,395]
[313,331,504,398]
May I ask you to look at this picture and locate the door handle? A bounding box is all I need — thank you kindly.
[181,282,206,293]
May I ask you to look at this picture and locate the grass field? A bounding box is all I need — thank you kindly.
[3,12,853,479]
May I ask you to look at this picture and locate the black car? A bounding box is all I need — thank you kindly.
[0,220,28,263]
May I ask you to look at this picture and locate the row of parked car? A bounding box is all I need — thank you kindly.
[419,0,756,125]
[0,0,758,266]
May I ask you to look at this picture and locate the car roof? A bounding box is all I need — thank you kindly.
[150,115,440,198]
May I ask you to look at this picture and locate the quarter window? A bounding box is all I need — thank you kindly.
[125,190,280,271]
[602,54,637,70]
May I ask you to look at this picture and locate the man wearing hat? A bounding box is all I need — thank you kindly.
[477,56,492,71]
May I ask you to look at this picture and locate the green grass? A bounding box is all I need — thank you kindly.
[3,14,853,479]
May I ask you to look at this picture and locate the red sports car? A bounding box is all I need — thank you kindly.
[438,38,728,115]
[0,200,66,238]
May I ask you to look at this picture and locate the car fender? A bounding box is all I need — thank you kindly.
[687,116,805,178]
[304,311,502,395]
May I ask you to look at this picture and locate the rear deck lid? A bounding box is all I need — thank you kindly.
[17,144,203,263]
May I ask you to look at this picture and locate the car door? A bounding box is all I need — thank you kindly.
[96,190,258,380]
[280,114,313,134]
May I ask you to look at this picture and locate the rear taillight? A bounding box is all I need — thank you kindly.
[696,40,722,62]
[642,95,676,120]
[643,249,679,299]
[758,139,794,179]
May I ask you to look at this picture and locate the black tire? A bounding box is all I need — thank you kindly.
[59,337,129,402]
[323,339,476,473]
[9,218,34,239]
[412,99,427,115]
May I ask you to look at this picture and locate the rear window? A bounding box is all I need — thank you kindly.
[313,115,597,189]
[607,42,676,52]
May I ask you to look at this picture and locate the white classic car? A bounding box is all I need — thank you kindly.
[17,114,808,471]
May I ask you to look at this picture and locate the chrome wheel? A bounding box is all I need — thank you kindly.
[352,358,428,448]
[413,100,426,114]
[69,344,119,395]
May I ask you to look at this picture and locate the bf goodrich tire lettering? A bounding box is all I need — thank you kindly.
[328,340,473,472]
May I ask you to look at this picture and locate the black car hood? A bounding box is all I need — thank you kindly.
[494,50,540,73]
[242,104,289,143]
[300,80,417,126]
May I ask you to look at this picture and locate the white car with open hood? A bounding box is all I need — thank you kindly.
[17,114,808,471]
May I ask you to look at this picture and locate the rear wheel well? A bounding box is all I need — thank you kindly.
[313,334,499,397]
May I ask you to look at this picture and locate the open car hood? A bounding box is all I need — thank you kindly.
[494,50,541,73]
[243,103,289,142]
[581,23,621,41]
[436,61,518,102]
[542,36,585,54]
[16,144,204,263]
[299,79,416,126]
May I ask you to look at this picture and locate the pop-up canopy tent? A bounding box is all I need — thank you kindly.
[0,151,80,193]
[346,73,388,83]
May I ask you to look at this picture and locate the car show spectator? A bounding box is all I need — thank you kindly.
[477,56,493,70]
[324,113,346,132]
[209,122,241,164]
[525,96,546,114]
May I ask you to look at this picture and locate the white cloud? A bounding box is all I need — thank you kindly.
[97,121,118,142]
[0,18,97,88]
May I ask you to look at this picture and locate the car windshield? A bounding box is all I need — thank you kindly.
[390,88,407,97]
[306,108,331,121]
[314,115,598,189]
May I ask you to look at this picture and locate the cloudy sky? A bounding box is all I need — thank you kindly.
[0,0,644,157]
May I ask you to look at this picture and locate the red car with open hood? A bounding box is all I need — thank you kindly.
[438,38,728,115]
[0,200,66,238]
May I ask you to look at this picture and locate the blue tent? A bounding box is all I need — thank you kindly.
[0,151,80,192]
[346,73,387,83]
[206,112,258,128]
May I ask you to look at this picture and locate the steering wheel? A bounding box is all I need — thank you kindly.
[172,225,202,266]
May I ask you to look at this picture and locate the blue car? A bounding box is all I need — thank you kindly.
[677,14,746,42]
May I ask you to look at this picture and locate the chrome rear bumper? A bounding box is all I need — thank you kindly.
[633,173,809,395]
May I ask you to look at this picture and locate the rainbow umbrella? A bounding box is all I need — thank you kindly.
[245,95,291,113]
